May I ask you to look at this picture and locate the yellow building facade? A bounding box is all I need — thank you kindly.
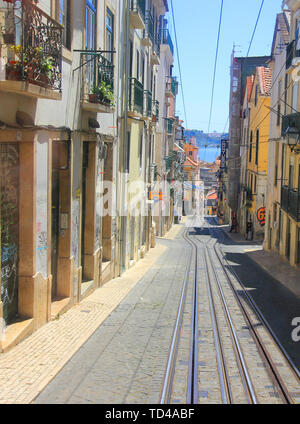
[246,66,271,239]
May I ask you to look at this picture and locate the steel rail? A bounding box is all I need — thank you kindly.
[213,221,300,381]
[193,232,256,404]
[160,226,196,403]
[185,230,199,404]
[210,223,294,404]
[205,244,257,404]
[202,243,232,404]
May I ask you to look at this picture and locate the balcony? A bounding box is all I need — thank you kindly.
[281,186,300,222]
[150,33,161,65]
[286,40,300,69]
[143,90,152,118]
[80,51,115,113]
[281,112,300,137]
[129,0,146,29]
[161,28,174,56]
[0,1,62,100]
[142,10,154,46]
[129,78,144,115]
[165,76,178,98]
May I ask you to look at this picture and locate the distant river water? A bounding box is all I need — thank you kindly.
[198,146,221,163]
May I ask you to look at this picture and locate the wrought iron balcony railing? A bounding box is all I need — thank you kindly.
[0,1,63,93]
[161,28,174,56]
[79,51,114,107]
[129,78,144,115]
[143,90,152,117]
[130,0,146,23]
[143,10,154,44]
[281,186,300,222]
[281,112,300,137]
[286,40,300,69]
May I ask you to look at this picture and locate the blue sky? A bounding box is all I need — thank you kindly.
[167,0,284,133]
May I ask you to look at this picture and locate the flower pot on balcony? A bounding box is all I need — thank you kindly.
[6,61,21,81]
[89,93,98,103]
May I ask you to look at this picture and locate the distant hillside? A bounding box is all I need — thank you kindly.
[184,130,228,147]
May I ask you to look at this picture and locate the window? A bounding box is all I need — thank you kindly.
[292,81,298,112]
[289,163,294,188]
[106,8,114,63]
[281,144,286,186]
[141,55,145,86]
[274,165,278,187]
[284,74,288,115]
[277,80,282,126]
[255,129,259,165]
[129,40,133,77]
[58,0,71,50]
[249,130,253,162]
[136,50,140,80]
[85,0,97,50]
[126,132,131,173]
[139,133,143,170]
[254,85,259,107]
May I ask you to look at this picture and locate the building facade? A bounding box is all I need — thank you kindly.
[0,0,180,352]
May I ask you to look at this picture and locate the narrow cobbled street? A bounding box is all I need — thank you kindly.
[33,218,300,404]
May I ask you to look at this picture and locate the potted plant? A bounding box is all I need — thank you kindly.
[98,81,115,106]
[89,86,100,103]
[88,81,115,106]
[6,60,22,80]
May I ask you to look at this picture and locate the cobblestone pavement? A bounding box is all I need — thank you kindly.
[35,224,191,404]
[1,217,299,404]
[0,223,184,404]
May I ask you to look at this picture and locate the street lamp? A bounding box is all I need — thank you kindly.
[284,125,299,147]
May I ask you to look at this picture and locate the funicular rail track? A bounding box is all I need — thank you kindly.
[160,218,299,404]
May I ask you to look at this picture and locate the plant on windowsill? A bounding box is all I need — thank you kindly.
[88,81,115,107]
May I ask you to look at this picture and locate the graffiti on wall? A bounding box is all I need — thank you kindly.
[72,199,80,267]
[36,139,48,278]
[0,143,19,324]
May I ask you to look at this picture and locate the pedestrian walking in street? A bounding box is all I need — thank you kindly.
[246,218,253,240]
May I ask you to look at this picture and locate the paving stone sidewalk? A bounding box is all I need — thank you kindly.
[223,225,300,297]
[0,223,186,404]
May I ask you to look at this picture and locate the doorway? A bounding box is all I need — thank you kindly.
[51,169,60,300]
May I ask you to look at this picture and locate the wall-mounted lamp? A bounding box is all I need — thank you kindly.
[285,125,299,149]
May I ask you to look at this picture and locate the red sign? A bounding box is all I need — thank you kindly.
[257,207,266,226]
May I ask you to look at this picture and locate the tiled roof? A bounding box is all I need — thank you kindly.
[257,66,272,96]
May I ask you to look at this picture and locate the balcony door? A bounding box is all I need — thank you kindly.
[286,218,291,261]
[85,0,97,93]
